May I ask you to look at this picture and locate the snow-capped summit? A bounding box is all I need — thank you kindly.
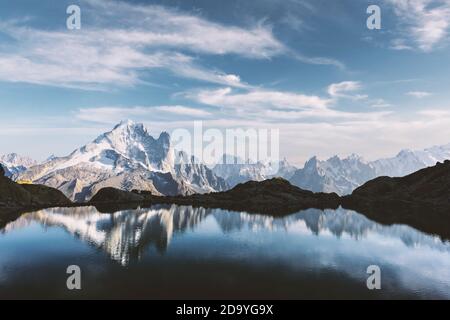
[44,154,57,163]
[289,154,375,195]
[17,121,226,202]
[289,143,450,195]
[10,120,450,199]
[0,153,37,177]
[212,154,297,188]
[371,143,450,178]
[0,153,37,168]
[175,150,228,194]
[62,119,174,173]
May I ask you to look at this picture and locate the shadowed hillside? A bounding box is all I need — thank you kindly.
[0,166,71,227]
[343,160,450,239]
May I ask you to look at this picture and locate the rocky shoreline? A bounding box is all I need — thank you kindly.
[2,161,450,240]
[88,178,341,214]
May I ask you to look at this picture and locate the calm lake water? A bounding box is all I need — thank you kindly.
[0,205,449,299]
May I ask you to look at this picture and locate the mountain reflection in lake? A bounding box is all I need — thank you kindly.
[0,205,449,299]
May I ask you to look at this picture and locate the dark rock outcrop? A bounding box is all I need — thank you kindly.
[0,165,34,208]
[345,160,450,207]
[0,167,71,226]
[22,184,72,205]
[173,177,341,215]
[91,178,341,216]
[0,166,71,208]
[89,187,151,213]
[343,160,450,239]
[90,187,147,203]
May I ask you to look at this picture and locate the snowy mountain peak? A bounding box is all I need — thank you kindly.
[102,120,146,142]
[347,153,364,162]
[290,142,450,196]
[212,153,297,187]
[114,119,139,129]
[304,156,319,169]
[45,154,57,163]
[0,153,37,168]
[290,154,375,195]
[16,121,227,201]
[81,121,175,173]
[0,153,37,177]
[396,149,413,157]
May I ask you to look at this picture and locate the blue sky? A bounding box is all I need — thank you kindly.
[0,0,450,164]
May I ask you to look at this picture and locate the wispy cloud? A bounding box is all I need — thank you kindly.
[0,25,254,89]
[0,0,348,90]
[84,0,285,58]
[76,105,213,124]
[293,53,346,69]
[277,110,450,163]
[370,98,392,108]
[0,0,284,89]
[406,91,432,98]
[188,87,330,110]
[74,77,393,126]
[327,81,392,109]
[184,85,389,123]
[328,81,361,97]
[185,87,333,123]
[327,81,369,101]
[390,38,414,51]
[418,109,450,116]
[386,0,450,52]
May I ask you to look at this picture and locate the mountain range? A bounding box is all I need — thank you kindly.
[2,120,450,199]
[212,155,297,188]
[11,120,227,202]
[0,153,37,177]
[289,145,450,195]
